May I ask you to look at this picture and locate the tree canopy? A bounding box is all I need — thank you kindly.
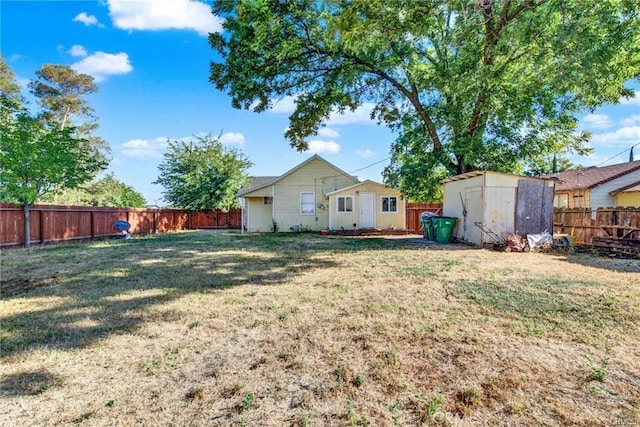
[29,64,110,165]
[41,173,147,208]
[0,112,105,205]
[0,57,108,246]
[210,0,640,201]
[154,135,252,211]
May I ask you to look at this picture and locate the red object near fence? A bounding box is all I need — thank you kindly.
[406,203,443,232]
[0,204,241,247]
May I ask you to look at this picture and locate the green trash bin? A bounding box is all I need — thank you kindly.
[435,217,457,243]
[420,216,435,240]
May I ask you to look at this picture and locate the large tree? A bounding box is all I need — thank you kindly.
[209,0,639,201]
[0,58,107,246]
[154,135,252,211]
[41,173,147,208]
[29,64,110,165]
[0,108,107,246]
[0,54,23,122]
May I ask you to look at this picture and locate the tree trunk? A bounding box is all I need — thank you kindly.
[23,202,31,248]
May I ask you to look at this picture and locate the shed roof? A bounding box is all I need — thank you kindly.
[441,170,554,184]
[548,160,640,191]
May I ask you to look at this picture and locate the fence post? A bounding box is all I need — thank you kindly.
[39,207,44,245]
[90,210,95,239]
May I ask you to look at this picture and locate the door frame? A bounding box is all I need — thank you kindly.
[359,192,375,228]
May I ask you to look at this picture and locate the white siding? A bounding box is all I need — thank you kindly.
[591,170,640,210]
[272,157,357,232]
[443,172,542,245]
[246,197,274,232]
[443,174,485,243]
[328,182,405,230]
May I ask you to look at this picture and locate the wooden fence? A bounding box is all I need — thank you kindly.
[406,203,443,232]
[0,204,242,247]
[553,207,640,245]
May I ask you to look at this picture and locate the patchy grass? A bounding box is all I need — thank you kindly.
[1,230,639,425]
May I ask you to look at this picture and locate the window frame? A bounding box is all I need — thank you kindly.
[300,192,315,215]
[554,193,568,208]
[336,195,354,214]
[380,195,398,213]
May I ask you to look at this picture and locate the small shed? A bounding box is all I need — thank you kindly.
[442,171,556,245]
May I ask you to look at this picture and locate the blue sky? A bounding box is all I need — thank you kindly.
[2,1,639,205]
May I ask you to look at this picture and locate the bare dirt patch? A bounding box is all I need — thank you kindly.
[1,231,639,425]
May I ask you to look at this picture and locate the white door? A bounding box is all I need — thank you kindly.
[359,192,375,228]
[464,187,484,244]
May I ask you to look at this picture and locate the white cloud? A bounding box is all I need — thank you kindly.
[269,96,377,126]
[620,91,640,106]
[120,137,168,158]
[71,51,132,82]
[356,149,377,159]
[621,115,640,127]
[269,95,297,114]
[327,103,376,126]
[16,76,30,91]
[73,12,103,27]
[317,127,339,138]
[307,140,340,154]
[590,126,640,147]
[219,132,245,145]
[107,0,223,36]
[581,113,613,130]
[69,45,88,58]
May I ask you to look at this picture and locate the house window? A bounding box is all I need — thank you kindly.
[381,196,397,213]
[554,194,568,208]
[263,196,273,205]
[301,192,315,215]
[337,196,353,213]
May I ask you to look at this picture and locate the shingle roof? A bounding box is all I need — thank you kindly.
[237,176,278,197]
[236,155,358,197]
[548,160,640,191]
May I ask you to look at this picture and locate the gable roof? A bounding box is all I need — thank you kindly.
[325,179,399,196]
[610,180,640,195]
[237,176,279,196]
[237,155,358,197]
[549,160,640,191]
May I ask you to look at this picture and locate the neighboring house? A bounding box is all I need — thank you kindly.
[237,155,405,232]
[548,160,640,209]
[442,171,555,245]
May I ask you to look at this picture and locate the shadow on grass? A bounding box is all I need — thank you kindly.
[0,231,425,361]
[0,369,64,396]
[551,251,640,273]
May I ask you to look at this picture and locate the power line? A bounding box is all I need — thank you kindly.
[596,142,640,167]
[349,157,391,174]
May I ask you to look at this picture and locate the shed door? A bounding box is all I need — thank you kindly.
[464,187,484,244]
[515,179,554,235]
[359,192,375,228]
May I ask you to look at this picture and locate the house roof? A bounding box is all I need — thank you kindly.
[610,180,640,195]
[237,154,358,197]
[237,176,279,196]
[549,160,640,191]
[325,179,399,196]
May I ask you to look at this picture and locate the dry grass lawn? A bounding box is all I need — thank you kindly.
[1,230,639,426]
